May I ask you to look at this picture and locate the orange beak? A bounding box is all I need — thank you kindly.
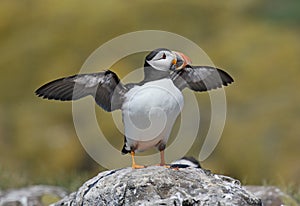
[172,51,192,69]
[171,58,177,65]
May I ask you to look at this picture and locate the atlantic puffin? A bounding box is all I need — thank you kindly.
[35,48,233,168]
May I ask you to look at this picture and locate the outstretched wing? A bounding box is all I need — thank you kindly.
[171,65,234,91]
[35,70,127,111]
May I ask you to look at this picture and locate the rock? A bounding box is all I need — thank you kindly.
[53,166,262,206]
[244,186,298,206]
[0,185,68,206]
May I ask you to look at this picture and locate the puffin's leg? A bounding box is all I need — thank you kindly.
[131,151,145,169]
[157,143,169,167]
[160,150,166,166]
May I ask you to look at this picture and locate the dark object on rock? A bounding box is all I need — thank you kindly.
[0,185,68,206]
[244,186,298,206]
[54,166,261,206]
[170,156,201,169]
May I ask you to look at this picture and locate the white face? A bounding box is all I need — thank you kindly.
[146,50,176,71]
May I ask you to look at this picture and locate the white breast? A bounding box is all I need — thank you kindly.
[122,78,184,152]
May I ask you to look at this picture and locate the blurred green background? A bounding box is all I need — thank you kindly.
[1,0,300,193]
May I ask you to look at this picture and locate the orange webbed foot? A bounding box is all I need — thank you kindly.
[131,151,146,169]
[154,163,170,168]
[132,164,146,169]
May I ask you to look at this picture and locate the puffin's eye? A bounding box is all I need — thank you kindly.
[154,52,166,61]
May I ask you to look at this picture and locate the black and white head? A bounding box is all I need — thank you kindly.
[145,48,191,72]
[170,156,201,169]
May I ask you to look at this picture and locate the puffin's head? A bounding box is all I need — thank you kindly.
[145,48,191,71]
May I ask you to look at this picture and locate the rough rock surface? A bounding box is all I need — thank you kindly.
[244,186,298,206]
[0,185,68,206]
[53,166,262,206]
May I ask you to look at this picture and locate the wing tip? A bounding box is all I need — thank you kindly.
[35,88,47,99]
[35,92,71,101]
[216,68,234,87]
[35,86,72,101]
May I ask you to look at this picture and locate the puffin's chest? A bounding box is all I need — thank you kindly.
[122,79,183,147]
[122,79,184,117]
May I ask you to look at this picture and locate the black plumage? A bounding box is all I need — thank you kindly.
[171,65,234,91]
[35,70,127,112]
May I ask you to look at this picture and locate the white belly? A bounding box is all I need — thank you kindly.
[122,78,184,152]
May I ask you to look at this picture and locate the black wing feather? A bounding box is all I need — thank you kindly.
[35,70,127,112]
[171,65,234,91]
